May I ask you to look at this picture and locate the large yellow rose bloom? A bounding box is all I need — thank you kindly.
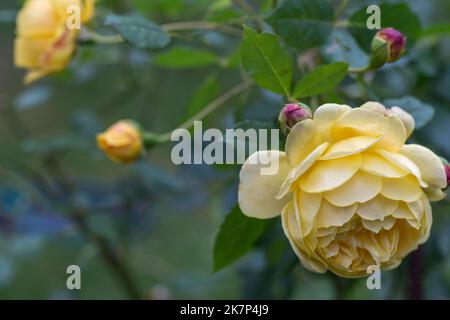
[238,102,447,278]
[14,0,95,84]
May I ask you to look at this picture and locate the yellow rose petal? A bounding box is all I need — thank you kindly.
[285,119,319,167]
[362,219,384,233]
[14,37,53,68]
[16,0,59,37]
[377,149,427,188]
[400,144,447,189]
[425,187,446,201]
[277,142,329,199]
[238,151,290,219]
[281,202,328,273]
[314,103,352,121]
[320,135,382,160]
[300,154,362,193]
[392,203,417,222]
[361,153,408,178]
[357,195,398,220]
[324,171,382,206]
[360,101,388,114]
[381,175,423,202]
[316,200,357,228]
[81,0,96,23]
[407,199,424,222]
[334,108,406,151]
[418,197,432,244]
[294,190,321,237]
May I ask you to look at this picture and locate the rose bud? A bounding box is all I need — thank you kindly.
[278,103,312,134]
[97,120,143,164]
[445,164,450,187]
[370,28,407,69]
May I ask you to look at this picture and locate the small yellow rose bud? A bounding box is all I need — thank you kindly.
[14,0,95,84]
[97,120,143,163]
[389,106,415,138]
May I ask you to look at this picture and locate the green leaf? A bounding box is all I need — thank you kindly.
[213,205,267,272]
[240,26,292,96]
[293,62,348,99]
[105,14,170,49]
[186,75,220,117]
[349,3,422,51]
[384,96,435,129]
[267,0,335,50]
[153,47,219,68]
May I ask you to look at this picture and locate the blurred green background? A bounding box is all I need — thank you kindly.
[0,0,450,299]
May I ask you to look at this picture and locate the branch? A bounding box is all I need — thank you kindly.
[162,21,241,36]
[43,156,142,299]
[156,80,253,142]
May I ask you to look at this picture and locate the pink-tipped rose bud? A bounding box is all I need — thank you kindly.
[370,28,407,68]
[445,164,450,187]
[278,103,312,134]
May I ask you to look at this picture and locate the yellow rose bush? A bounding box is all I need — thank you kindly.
[14,0,95,84]
[238,102,447,278]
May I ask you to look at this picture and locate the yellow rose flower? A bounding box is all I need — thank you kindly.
[14,0,95,84]
[97,120,143,164]
[238,102,447,278]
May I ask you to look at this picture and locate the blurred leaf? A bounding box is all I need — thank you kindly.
[153,47,219,68]
[322,31,369,69]
[0,257,14,287]
[240,26,292,96]
[421,24,450,38]
[293,62,348,99]
[206,0,241,23]
[267,0,334,50]
[21,136,87,155]
[349,3,422,51]
[223,49,241,69]
[384,96,435,129]
[372,67,416,98]
[14,85,53,110]
[105,14,170,49]
[186,74,220,117]
[213,205,267,272]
